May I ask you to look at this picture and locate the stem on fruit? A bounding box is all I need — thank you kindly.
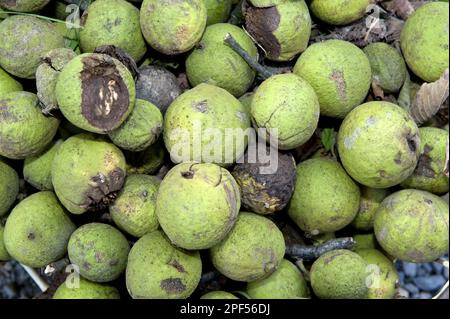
[286,237,356,260]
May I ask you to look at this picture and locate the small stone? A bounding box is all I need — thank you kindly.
[432,262,444,274]
[421,263,433,273]
[397,287,409,298]
[413,275,446,292]
[418,292,432,299]
[402,262,417,278]
[403,283,419,294]
[443,267,449,280]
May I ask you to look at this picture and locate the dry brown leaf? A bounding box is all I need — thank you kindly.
[410,69,450,125]
[382,0,415,20]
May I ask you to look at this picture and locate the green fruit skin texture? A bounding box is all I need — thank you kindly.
[310,0,370,26]
[0,91,60,159]
[310,249,368,299]
[249,0,287,7]
[163,83,251,165]
[351,186,390,231]
[140,0,207,55]
[251,73,320,150]
[400,2,449,82]
[205,0,232,25]
[156,162,240,250]
[4,191,76,268]
[0,15,65,79]
[293,39,372,118]
[0,224,11,261]
[125,141,165,174]
[126,230,202,299]
[55,53,136,134]
[374,189,449,263]
[353,233,378,251]
[337,101,420,188]
[53,278,120,299]
[110,174,160,238]
[401,127,449,194]
[238,92,253,114]
[355,249,398,299]
[363,42,407,93]
[0,67,23,95]
[68,223,130,282]
[0,160,19,216]
[288,158,360,234]
[200,291,238,299]
[186,23,257,97]
[52,133,127,215]
[23,139,63,191]
[108,99,163,152]
[80,0,147,61]
[247,259,309,299]
[210,212,286,282]
[0,0,50,12]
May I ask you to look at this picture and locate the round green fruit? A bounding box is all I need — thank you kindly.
[0,160,19,216]
[0,91,60,159]
[140,0,207,55]
[109,174,160,238]
[0,0,50,12]
[353,233,378,251]
[401,127,449,194]
[200,291,238,299]
[374,189,449,263]
[0,67,22,96]
[337,101,420,188]
[310,0,369,25]
[52,133,127,214]
[0,15,64,79]
[210,212,285,282]
[400,2,449,82]
[310,249,368,299]
[80,0,147,61]
[55,53,136,134]
[164,83,251,165]
[186,23,257,97]
[68,223,130,282]
[156,162,240,249]
[0,224,11,261]
[247,259,309,299]
[205,0,232,25]
[3,191,76,268]
[53,278,120,299]
[288,158,360,234]
[126,230,202,299]
[248,0,286,7]
[250,73,320,150]
[124,141,165,174]
[293,39,372,118]
[351,186,390,231]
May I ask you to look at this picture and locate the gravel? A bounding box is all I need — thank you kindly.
[0,261,41,299]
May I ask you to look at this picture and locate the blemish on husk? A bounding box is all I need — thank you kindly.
[167,259,186,273]
[330,69,347,100]
[192,100,208,113]
[84,168,126,211]
[160,278,186,294]
[414,144,436,178]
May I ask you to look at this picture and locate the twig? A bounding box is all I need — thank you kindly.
[20,264,49,292]
[286,237,356,260]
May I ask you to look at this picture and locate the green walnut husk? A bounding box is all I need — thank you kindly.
[337,101,420,188]
[156,162,240,250]
[108,99,163,152]
[248,0,287,7]
[3,191,76,268]
[0,160,19,216]
[288,158,360,235]
[244,0,311,61]
[0,15,65,79]
[164,83,251,165]
[310,249,368,299]
[80,0,147,61]
[140,0,207,55]
[0,224,11,261]
[400,2,449,82]
[55,53,136,134]
[0,67,22,96]
[0,91,60,159]
[231,146,296,214]
[363,42,407,93]
[353,233,378,251]
[110,174,160,238]
[250,73,320,150]
[68,223,130,282]
[52,133,127,214]
[200,291,239,299]
[374,189,449,263]
[351,186,390,231]
[126,230,202,299]
[310,0,369,26]
[53,277,120,299]
[36,48,77,112]
[246,259,309,299]
[401,127,449,195]
[210,212,285,282]
[355,249,398,299]
[0,0,50,12]
[124,141,166,174]
[205,0,232,25]
[186,23,257,97]
[293,39,372,118]
[238,92,254,113]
